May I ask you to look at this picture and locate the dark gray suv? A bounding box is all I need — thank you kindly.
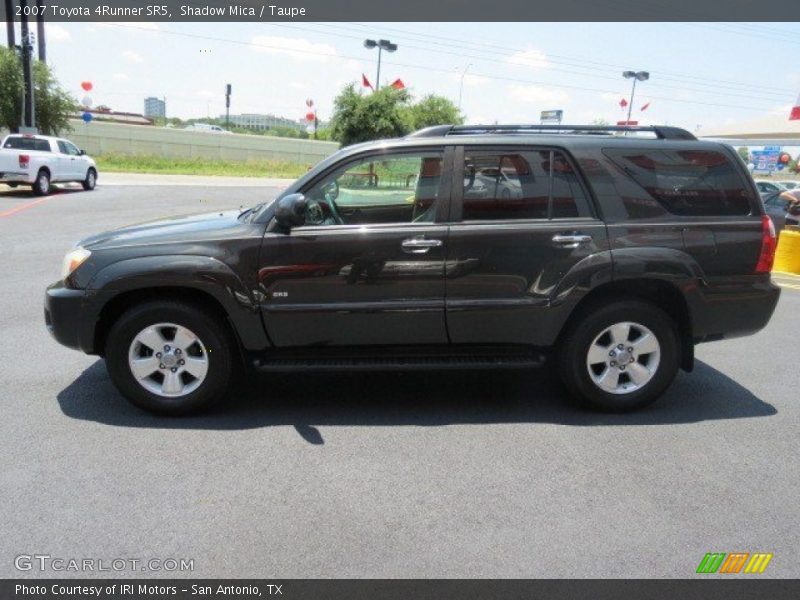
[46,124,780,414]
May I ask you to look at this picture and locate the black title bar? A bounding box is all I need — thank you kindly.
[1,0,800,22]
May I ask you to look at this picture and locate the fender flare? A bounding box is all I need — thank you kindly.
[87,254,269,351]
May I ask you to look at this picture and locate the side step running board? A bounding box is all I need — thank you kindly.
[253,353,546,373]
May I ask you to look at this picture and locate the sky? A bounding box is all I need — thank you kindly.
[19,21,800,132]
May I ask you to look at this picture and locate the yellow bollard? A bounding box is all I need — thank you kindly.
[773,228,800,275]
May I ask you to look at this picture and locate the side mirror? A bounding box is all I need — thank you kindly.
[78,149,86,156]
[274,193,307,229]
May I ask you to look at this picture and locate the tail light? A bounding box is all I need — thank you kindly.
[755,214,777,273]
[19,154,30,169]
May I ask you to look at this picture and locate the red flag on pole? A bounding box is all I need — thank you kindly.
[790,93,800,120]
[619,98,628,109]
[641,102,651,111]
[390,78,405,90]
[362,74,373,90]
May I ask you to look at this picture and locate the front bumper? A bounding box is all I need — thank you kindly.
[44,281,95,353]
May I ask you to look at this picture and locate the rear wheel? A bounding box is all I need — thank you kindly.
[105,301,234,415]
[32,169,50,196]
[82,168,97,191]
[557,300,680,412]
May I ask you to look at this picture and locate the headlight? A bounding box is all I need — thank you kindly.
[62,246,91,279]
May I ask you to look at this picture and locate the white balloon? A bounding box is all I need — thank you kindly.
[82,95,93,107]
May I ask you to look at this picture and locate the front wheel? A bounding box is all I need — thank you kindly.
[105,301,234,415]
[557,300,680,412]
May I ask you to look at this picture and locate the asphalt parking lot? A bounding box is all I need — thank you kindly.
[1,179,798,579]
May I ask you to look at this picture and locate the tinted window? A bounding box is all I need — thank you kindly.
[3,136,50,152]
[604,149,753,216]
[304,151,444,225]
[461,149,590,220]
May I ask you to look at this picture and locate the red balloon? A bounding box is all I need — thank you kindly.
[81,81,93,92]
[305,111,315,122]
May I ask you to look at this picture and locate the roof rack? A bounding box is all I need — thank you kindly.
[407,124,696,141]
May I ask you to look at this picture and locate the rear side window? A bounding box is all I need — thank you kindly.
[461,149,591,221]
[3,136,50,152]
[604,148,753,216]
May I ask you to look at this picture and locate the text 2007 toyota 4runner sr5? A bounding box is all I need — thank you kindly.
[45,124,780,414]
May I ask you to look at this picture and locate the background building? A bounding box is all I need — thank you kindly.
[144,97,166,119]
[222,113,305,132]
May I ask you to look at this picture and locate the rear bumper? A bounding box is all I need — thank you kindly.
[44,281,96,353]
[0,172,33,184]
[692,276,781,342]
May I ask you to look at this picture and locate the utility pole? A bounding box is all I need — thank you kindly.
[458,63,472,111]
[4,0,15,49]
[35,0,44,61]
[19,0,35,130]
[225,83,231,129]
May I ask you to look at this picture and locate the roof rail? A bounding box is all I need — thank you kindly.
[407,124,696,141]
[406,125,454,138]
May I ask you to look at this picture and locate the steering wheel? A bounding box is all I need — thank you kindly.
[320,180,344,224]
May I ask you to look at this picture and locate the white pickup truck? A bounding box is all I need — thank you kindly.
[0,133,98,196]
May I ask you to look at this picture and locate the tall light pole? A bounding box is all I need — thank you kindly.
[622,70,649,125]
[458,63,472,111]
[364,38,397,90]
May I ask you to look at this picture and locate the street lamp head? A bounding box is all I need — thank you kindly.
[623,70,636,79]
[378,39,397,52]
[635,71,650,81]
[364,39,377,49]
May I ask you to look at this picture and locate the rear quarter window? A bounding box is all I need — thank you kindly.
[603,148,753,216]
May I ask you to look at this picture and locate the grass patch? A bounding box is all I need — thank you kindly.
[95,153,313,179]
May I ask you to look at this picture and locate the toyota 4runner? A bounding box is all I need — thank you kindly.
[45,124,780,414]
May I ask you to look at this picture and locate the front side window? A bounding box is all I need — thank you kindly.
[461,149,590,221]
[604,148,753,216]
[302,151,444,226]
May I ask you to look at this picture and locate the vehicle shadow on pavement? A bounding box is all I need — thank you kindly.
[57,359,777,443]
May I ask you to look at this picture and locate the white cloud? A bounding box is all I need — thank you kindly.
[289,82,311,90]
[507,48,550,70]
[249,35,337,62]
[122,50,143,63]
[196,90,214,98]
[46,24,72,43]
[507,84,569,105]
[112,73,129,81]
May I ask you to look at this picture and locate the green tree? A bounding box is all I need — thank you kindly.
[0,47,77,135]
[0,47,23,132]
[329,83,413,146]
[32,61,78,135]
[406,94,463,129]
[737,147,750,163]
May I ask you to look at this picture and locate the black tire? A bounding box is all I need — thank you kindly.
[557,300,680,412]
[82,168,97,191]
[105,301,234,415]
[32,169,50,196]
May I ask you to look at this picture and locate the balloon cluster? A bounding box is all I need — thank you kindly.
[80,81,93,123]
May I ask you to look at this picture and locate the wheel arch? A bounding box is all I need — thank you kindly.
[556,278,694,372]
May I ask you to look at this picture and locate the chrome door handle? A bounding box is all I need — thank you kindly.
[552,233,592,248]
[401,237,443,254]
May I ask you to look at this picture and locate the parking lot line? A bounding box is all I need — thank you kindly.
[0,195,54,218]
